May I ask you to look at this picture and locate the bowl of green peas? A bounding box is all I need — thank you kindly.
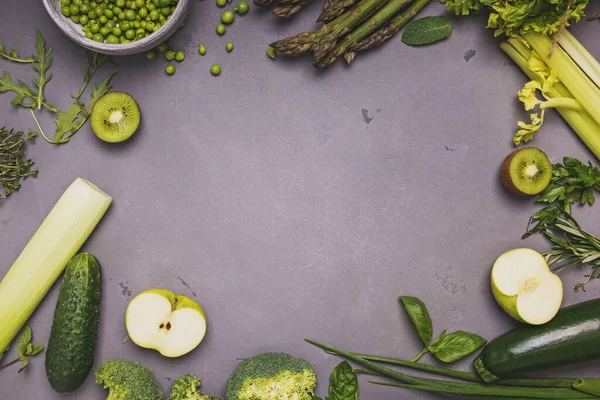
[42,0,190,55]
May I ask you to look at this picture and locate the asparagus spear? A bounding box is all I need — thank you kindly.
[273,0,310,18]
[270,0,389,55]
[344,0,431,64]
[317,0,360,23]
[314,0,415,67]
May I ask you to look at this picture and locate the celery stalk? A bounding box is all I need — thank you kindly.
[0,178,112,359]
[523,31,600,128]
[558,30,600,90]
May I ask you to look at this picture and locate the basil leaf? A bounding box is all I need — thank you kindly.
[431,330,487,363]
[17,327,32,357]
[399,296,433,345]
[427,329,447,354]
[328,361,359,400]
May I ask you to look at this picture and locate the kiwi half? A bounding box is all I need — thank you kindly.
[90,92,140,143]
[501,147,552,195]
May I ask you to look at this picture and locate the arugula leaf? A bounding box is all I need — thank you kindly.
[399,296,433,345]
[430,331,487,363]
[31,30,54,111]
[0,71,38,108]
[0,40,35,63]
[72,52,109,102]
[327,361,359,400]
[53,102,84,143]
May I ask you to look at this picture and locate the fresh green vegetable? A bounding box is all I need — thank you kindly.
[165,50,175,61]
[31,30,53,111]
[272,2,309,18]
[0,327,43,373]
[401,16,452,46]
[0,40,35,63]
[226,42,234,52]
[267,47,277,59]
[216,23,227,35]
[475,298,600,383]
[211,64,221,75]
[166,64,176,75]
[167,374,223,400]
[146,51,157,60]
[175,50,185,61]
[440,0,588,37]
[158,41,169,52]
[226,352,317,400]
[0,128,37,200]
[45,253,102,393]
[234,1,249,14]
[399,296,486,363]
[0,178,111,360]
[199,44,207,55]
[217,0,227,6]
[95,359,163,400]
[325,361,359,400]
[318,0,360,23]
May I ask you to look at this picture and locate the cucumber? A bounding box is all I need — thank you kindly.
[45,253,102,392]
[475,299,600,383]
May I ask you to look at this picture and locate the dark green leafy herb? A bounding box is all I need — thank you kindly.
[327,361,359,400]
[0,127,37,200]
[0,327,43,373]
[32,30,53,111]
[399,296,433,345]
[430,331,487,363]
[0,71,38,109]
[0,40,35,63]
[524,157,600,238]
[401,16,452,46]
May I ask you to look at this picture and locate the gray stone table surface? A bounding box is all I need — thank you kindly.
[1,1,600,399]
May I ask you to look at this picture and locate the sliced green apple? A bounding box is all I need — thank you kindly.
[491,248,563,325]
[125,288,207,358]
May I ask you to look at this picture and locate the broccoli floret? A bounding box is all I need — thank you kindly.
[226,352,317,400]
[95,359,163,400]
[167,374,223,400]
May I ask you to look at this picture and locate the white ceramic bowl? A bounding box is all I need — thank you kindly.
[41,0,190,56]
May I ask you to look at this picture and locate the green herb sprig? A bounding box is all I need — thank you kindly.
[0,327,43,373]
[399,296,486,363]
[0,40,35,64]
[0,127,37,200]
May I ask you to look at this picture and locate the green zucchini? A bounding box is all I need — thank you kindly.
[475,299,600,383]
[45,253,102,392]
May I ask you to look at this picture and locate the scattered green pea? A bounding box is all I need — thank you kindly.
[146,51,157,60]
[62,6,71,17]
[106,35,120,44]
[216,0,226,6]
[69,4,80,15]
[179,19,186,29]
[175,51,185,61]
[165,64,176,75]
[100,27,111,37]
[267,47,277,59]
[226,42,234,52]
[85,31,94,39]
[79,14,89,24]
[125,29,136,39]
[216,23,226,35]
[235,0,249,14]
[158,41,168,52]
[71,15,81,23]
[112,27,122,36]
[211,64,221,76]
[165,50,175,61]
[221,10,234,24]
[198,44,207,55]
[92,33,104,42]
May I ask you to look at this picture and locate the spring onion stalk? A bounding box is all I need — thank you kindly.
[501,35,600,160]
[0,178,111,359]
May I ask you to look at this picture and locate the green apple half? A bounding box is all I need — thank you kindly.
[126,289,207,357]
[491,248,563,325]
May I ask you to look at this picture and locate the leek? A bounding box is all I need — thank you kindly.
[0,178,111,359]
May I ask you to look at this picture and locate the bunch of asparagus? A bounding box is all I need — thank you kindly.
[268,0,432,68]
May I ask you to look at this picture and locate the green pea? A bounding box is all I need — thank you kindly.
[92,33,104,42]
[160,6,171,16]
[198,44,206,55]
[90,23,100,33]
[89,1,97,6]
[112,27,122,36]
[226,42,233,52]
[135,27,146,38]
[159,0,171,6]
[126,9,136,20]
[116,0,125,6]
[88,10,97,19]
[152,0,160,6]
[179,19,186,29]
[235,0,249,14]
[146,51,157,60]
[118,11,126,20]
[94,7,104,16]
[211,64,221,76]
[99,15,108,24]
[80,3,90,14]
[79,14,89,25]
[85,31,94,39]
[165,50,175,61]
[221,10,234,24]
[105,20,116,29]
[139,7,148,18]
[159,14,166,22]
[140,21,147,29]
[106,35,120,44]
[157,41,168,52]
[145,21,155,31]
[147,3,156,10]
[112,6,121,14]
[105,9,114,19]
[121,39,131,44]
[71,14,81,23]
[266,47,277,59]
[216,23,226,35]
[100,26,111,36]
[62,6,71,17]
[149,9,159,20]
[165,64,176,75]
[216,0,226,7]
[61,0,71,6]
[132,20,141,28]
[136,0,145,7]
[73,0,82,5]
[175,50,184,61]
[125,29,136,39]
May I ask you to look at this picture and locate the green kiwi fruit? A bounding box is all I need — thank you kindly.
[90,92,140,143]
[501,147,552,195]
